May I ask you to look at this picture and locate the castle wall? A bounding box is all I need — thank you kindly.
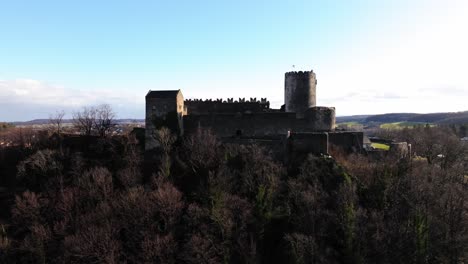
[304,107,336,131]
[328,131,364,153]
[285,132,329,166]
[176,93,184,133]
[287,132,329,155]
[145,97,175,150]
[184,112,296,137]
[185,99,269,115]
[285,71,317,114]
[184,106,335,138]
[145,92,184,151]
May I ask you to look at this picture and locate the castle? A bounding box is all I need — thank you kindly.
[145,70,363,156]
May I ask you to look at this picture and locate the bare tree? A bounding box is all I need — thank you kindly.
[7,127,37,148]
[94,104,116,137]
[48,110,66,135]
[73,107,96,136]
[72,105,116,137]
[153,127,176,154]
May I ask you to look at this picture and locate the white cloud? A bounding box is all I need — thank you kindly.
[0,79,144,121]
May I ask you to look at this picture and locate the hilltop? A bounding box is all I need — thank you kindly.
[337,111,468,126]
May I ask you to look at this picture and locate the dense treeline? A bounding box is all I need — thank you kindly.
[0,122,14,131]
[0,126,467,263]
[338,112,468,125]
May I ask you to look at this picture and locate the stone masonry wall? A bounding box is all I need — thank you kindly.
[145,93,184,151]
[184,106,335,138]
[185,99,269,115]
[285,71,317,114]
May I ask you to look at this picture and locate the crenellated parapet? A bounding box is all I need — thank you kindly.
[185,97,269,104]
[285,70,316,77]
[184,97,271,115]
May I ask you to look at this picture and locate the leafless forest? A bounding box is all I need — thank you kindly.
[0,117,467,263]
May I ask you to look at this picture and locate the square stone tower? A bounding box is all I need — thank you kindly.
[145,90,184,151]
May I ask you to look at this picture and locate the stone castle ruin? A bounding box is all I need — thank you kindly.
[145,70,363,156]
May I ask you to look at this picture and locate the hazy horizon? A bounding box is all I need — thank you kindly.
[1,0,467,121]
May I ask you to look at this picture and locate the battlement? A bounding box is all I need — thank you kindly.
[285,70,316,77]
[185,98,270,115]
[185,97,269,104]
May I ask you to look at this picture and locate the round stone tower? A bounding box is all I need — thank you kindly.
[284,70,317,114]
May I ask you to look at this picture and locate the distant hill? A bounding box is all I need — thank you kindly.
[338,111,468,125]
[10,119,145,126]
[365,113,420,123]
[8,111,468,127]
[336,115,370,123]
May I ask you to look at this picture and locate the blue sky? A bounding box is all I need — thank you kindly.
[1,0,467,121]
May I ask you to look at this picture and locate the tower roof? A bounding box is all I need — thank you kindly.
[146,90,181,99]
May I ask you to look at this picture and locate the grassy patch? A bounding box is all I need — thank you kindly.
[380,122,432,129]
[413,156,428,162]
[371,143,390,151]
[337,122,364,130]
[337,121,360,126]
